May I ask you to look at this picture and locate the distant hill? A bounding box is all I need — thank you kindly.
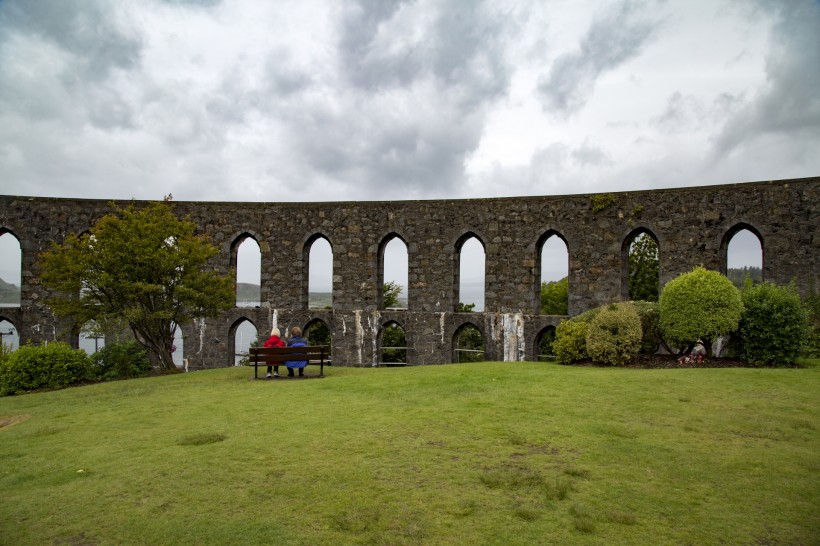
[235,284,406,309]
[0,277,20,306]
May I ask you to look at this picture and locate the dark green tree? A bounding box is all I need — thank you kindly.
[306,321,331,347]
[628,232,659,301]
[381,322,406,363]
[39,200,234,372]
[455,324,483,362]
[541,277,568,315]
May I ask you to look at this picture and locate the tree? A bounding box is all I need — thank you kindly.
[541,277,568,315]
[658,266,743,356]
[383,281,403,308]
[40,201,234,372]
[628,232,659,301]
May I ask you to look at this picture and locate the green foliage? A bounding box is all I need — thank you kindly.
[727,266,762,290]
[659,267,743,355]
[632,300,664,354]
[92,340,152,381]
[540,277,568,315]
[590,193,615,212]
[737,282,809,366]
[39,200,234,372]
[553,320,589,364]
[537,327,557,360]
[803,286,820,358]
[383,281,404,308]
[628,232,659,302]
[455,324,483,362]
[381,323,406,363]
[0,342,92,396]
[457,301,476,312]
[586,303,642,366]
[306,321,331,347]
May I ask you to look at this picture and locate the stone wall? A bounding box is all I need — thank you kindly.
[1,177,817,369]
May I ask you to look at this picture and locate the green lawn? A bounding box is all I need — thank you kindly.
[1,363,818,545]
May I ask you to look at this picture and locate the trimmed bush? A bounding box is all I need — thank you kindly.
[631,300,663,354]
[553,320,589,364]
[738,282,808,366]
[586,303,642,366]
[92,340,152,380]
[0,342,93,396]
[659,267,743,355]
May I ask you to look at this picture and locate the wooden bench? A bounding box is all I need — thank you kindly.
[248,346,331,379]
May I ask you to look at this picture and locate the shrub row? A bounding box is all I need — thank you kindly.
[0,340,151,396]
[554,267,811,367]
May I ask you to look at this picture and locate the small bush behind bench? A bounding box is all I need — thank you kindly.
[248,346,331,379]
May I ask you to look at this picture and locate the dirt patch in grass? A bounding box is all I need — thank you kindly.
[0,414,31,431]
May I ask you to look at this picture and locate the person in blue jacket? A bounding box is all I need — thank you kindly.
[286,326,308,377]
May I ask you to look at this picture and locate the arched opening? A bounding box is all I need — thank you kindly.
[79,320,105,355]
[538,232,569,315]
[305,319,332,348]
[0,231,22,308]
[456,234,485,312]
[306,235,333,309]
[233,235,261,308]
[725,225,763,289]
[380,321,407,365]
[453,323,484,363]
[623,229,659,302]
[172,322,185,369]
[0,318,19,352]
[379,235,408,309]
[231,318,258,366]
[535,326,557,361]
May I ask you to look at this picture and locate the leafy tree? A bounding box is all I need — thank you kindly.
[381,323,406,363]
[456,324,483,362]
[457,302,476,312]
[738,282,808,366]
[39,201,233,372]
[658,266,743,356]
[628,232,659,302]
[383,281,403,308]
[541,277,568,315]
[306,321,331,347]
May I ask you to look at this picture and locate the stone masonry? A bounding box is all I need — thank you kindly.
[0,177,818,369]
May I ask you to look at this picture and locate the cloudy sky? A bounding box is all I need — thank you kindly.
[1,0,818,205]
[0,0,816,309]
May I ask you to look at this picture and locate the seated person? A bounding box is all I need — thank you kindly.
[263,327,286,378]
[286,327,308,377]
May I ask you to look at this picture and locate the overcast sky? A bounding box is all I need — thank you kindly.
[1,0,816,305]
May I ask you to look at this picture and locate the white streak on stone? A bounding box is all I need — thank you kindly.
[502,313,525,362]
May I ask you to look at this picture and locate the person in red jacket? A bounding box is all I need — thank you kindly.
[263,327,286,378]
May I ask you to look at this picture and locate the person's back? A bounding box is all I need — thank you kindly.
[286,327,308,376]
[263,327,286,378]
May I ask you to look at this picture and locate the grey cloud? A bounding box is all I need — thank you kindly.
[0,0,142,81]
[713,0,820,155]
[572,141,613,167]
[653,92,744,134]
[537,0,657,115]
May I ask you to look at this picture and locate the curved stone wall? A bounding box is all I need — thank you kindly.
[1,177,817,368]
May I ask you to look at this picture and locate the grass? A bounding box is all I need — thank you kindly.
[0,362,818,545]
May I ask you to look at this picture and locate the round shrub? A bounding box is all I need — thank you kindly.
[738,282,808,366]
[92,340,152,380]
[659,266,743,355]
[0,342,93,396]
[553,319,589,364]
[586,303,642,366]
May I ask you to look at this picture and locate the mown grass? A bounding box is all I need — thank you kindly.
[0,362,818,545]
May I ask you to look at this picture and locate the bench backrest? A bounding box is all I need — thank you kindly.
[248,346,330,364]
